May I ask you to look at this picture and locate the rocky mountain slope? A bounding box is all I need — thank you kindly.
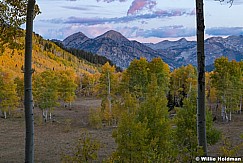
[146,36,243,67]
[62,30,177,69]
[62,30,243,70]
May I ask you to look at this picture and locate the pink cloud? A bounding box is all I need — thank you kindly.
[127,0,157,15]
[96,0,127,3]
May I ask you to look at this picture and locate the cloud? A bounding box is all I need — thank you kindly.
[135,26,196,38]
[39,24,243,42]
[96,0,127,3]
[232,0,243,5]
[127,0,157,15]
[41,24,196,40]
[41,8,194,26]
[96,0,158,15]
[61,5,100,11]
[61,6,91,10]
[206,27,243,36]
[42,24,113,40]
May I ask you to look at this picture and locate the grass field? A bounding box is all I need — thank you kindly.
[1,97,243,162]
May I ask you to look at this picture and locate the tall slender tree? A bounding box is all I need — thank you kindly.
[24,0,36,162]
[195,0,207,155]
[0,0,26,51]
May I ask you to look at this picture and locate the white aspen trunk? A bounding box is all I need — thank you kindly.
[4,111,7,119]
[42,109,48,122]
[45,109,48,122]
[187,82,192,98]
[221,93,227,122]
[229,111,231,121]
[221,105,227,122]
[8,109,11,117]
[49,112,52,120]
[225,108,228,122]
[239,96,242,114]
[107,72,112,114]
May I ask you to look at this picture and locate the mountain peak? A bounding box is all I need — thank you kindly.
[103,30,123,37]
[95,30,129,43]
[63,32,88,41]
[62,32,89,47]
[178,38,187,42]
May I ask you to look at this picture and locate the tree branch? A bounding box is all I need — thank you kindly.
[214,0,234,7]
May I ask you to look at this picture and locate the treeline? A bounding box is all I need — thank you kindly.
[52,41,122,72]
[0,69,78,121]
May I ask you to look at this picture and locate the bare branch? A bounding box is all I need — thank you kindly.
[214,0,234,7]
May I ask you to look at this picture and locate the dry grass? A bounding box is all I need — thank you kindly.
[1,98,243,162]
[0,97,116,163]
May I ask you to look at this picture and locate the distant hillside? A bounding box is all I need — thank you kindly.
[0,33,99,78]
[52,40,122,72]
[61,30,243,70]
[145,36,243,67]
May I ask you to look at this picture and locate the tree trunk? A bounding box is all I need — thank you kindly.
[239,96,242,114]
[187,81,192,98]
[196,0,207,155]
[42,109,48,122]
[69,101,72,108]
[24,0,35,162]
[229,111,231,121]
[49,112,52,120]
[225,107,228,122]
[4,111,7,119]
[221,105,226,121]
[107,72,112,114]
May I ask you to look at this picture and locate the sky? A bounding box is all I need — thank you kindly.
[32,0,243,43]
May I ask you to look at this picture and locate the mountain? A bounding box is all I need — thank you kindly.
[62,30,178,69]
[52,39,123,72]
[145,38,195,50]
[146,36,243,67]
[63,32,90,48]
[62,30,243,70]
[95,30,130,43]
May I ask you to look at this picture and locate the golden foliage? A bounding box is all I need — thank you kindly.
[0,34,99,79]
